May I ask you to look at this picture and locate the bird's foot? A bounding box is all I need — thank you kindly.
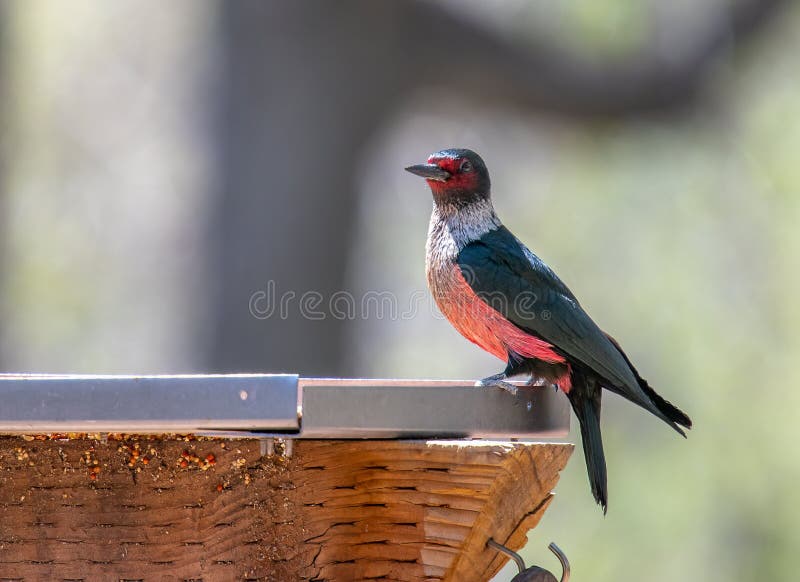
[476,374,518,396]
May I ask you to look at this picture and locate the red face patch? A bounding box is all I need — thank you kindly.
[426,154,479,194]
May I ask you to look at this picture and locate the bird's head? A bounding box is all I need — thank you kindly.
[405,148,491,206]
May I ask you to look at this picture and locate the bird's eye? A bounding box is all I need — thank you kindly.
[460,160,473,172]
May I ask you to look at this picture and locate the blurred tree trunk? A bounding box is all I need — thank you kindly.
[208,3,402,375]
[206,0,787,375]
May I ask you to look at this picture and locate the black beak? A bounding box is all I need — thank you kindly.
[405,163,451,182]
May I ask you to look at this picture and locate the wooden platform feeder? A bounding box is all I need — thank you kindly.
[0,375,573,581]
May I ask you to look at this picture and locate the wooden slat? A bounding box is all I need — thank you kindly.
[0,437,572,581]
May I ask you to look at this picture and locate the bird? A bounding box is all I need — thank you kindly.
[406,148,691,512]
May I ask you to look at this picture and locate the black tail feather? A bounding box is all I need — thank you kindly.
[637,375,692,431]
[568,370,608,513]
[604,333,692,433]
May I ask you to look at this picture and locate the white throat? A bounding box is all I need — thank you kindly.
[427,198,501,257]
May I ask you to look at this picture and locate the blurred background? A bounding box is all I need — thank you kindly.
[0,1,798,580]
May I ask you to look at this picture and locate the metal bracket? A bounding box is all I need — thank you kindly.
[298,378,568,439]
[488,539,570,582]
[0,374,569,439]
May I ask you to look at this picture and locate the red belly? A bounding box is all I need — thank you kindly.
[431,263,566,365]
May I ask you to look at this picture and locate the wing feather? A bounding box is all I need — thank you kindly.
[457,226,653,409]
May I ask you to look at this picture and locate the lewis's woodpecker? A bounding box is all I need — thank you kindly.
[406,148,691,512]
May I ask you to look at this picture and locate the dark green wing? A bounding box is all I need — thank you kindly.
[457,226,660,415]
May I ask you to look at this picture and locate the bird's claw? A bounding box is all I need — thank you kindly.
[475,377,518,396]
